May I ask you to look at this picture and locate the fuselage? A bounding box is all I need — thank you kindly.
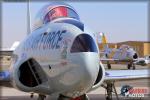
[113,45,138,61]
[10,18,104,98]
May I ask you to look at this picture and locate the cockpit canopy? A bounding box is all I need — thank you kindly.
[119,45,130,50]
[33,2,80,30]
[43,7,80,24]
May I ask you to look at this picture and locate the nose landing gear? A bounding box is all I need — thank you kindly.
[102,81,119,100]
[37,94,46,100]
[31,93,88,100]
[57,94,89,100]
[127,62,135,70]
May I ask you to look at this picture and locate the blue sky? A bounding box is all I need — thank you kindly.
[2,1,148,48]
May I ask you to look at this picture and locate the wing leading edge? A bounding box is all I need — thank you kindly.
[0,41,19,56]
[0,50,13,56]
[105,69,150,81]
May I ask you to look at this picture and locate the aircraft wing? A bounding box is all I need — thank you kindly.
[100,58,119,61]
[0,50,13,56]
[0,41,19,56]
[91,69,150,91]
[105,69,150,81]
[100,58,137,63]
[100,58,127,63]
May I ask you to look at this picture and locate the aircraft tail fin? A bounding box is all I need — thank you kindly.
[98,32,109,49]
[98,32,112,58]
[101,32,107,44]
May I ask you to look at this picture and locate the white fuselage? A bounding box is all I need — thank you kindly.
[113,47,138,60]
[10,20,104,98]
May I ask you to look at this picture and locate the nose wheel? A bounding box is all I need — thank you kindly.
[127,63,136,70]
[57,94,89,100]
[37,94,46,100]
[107,63,111,69]
[32,93,88,100]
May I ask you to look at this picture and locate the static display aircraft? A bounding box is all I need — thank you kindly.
[0,2,150,100]
[135,55,150,66]
[98,32,139,70]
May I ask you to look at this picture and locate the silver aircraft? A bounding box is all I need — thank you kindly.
[98,32,139,70]
[0,2,150,100]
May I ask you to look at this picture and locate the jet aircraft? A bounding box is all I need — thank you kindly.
[98,32,139,70]
[135,55,150,66]
[0,2,150,100]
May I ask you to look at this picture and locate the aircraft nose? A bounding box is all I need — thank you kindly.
[133,53,138,59]
[69,53,99,91]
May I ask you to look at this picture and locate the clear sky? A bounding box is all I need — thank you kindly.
[2,1,148,48]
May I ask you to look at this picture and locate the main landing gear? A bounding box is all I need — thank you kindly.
[101,81,119,100]
[127,62,135,70]
[107,61,112,69]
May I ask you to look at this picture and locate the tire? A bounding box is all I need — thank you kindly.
[74,94,89,100]
[127,64,131,69]
[58,94,89,100]
[132,65,136,70]
[107,64,111,69]
[37,94,46,100]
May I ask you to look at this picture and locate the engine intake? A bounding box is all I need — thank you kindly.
[19,58,48,87]
[91,61,105,91]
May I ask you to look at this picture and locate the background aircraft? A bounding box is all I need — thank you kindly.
[98,32,140,70]
[135,55,150,66]
[0,2,150,100]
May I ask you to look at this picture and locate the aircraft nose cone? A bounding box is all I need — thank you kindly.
[69,52,99,91]
[133,53,138,59]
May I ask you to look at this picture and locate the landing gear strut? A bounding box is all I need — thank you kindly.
[30,93,34,98]
[107,61,111,69]
[102,81,119,100]
[127,64,131,69]
[38,94,46,100]
[127,62,135,70]
[57,94,70,100]
[105,54,111,69]
[132,63,135,70]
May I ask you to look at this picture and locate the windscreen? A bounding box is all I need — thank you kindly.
[43,6,79,24]
[71,34,98,53]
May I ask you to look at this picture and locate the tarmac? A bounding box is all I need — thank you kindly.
[0,64,150,100]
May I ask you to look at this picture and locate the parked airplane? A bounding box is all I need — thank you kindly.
[0,2,150,100]
[135,55,150,66]
[98,32,138,69]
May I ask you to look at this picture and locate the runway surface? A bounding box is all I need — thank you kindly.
[0,64,150,100]
[0,84,150,100]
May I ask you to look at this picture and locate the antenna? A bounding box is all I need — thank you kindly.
[27,0,31,35]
